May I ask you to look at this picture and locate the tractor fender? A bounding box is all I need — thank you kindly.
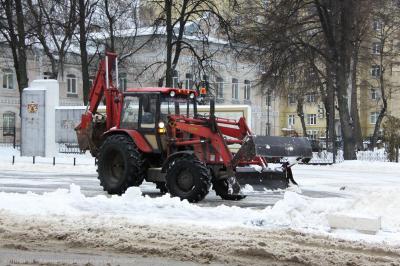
[161,151,196,173]
[102,129,153,153]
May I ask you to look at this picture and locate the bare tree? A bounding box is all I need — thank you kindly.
[233,0,375,159]
[149,0,231,87]
[232,1,325,138]
[367,0,400,148]
[77,0,98,104]
[0,0,29,116]
[93,0,150,62]
[26,0,79,78]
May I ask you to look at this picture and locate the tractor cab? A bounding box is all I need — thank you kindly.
[120,88,198,154]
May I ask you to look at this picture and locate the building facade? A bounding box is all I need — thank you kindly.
[2,18,399,146]
[0,45,85,144]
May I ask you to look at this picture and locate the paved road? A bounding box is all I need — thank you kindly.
[0,168,343,209]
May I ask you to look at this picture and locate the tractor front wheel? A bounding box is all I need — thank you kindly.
[165,155,211,202]
[97,134,146,195]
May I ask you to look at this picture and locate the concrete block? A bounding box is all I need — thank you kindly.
[327,214,381,234]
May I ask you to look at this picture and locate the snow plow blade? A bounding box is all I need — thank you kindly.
[231,136,312,192]
[235,166,292,191]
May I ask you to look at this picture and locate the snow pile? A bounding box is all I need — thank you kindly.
[0,184,399,245]
[342,188,400,230]
[0,147,96,173]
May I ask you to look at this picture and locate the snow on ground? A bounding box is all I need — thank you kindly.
[0,147,400,247]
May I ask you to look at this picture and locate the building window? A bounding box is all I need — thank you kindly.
[67,74,77,94]
[3,112,15,136]
[244,80,251,100]
[372,42,381,54]
[306,92,317,103]
[370,111,380,124]
[373,20,382,31]
[308,68,316,80]
[288,72,296,84]
[43,71,53,79]
[2,69,14,90]
[306,114,317,125]
[232,78,239,99]
[371,65,381,78]
[307,130,319,140]
[185,73,193,89]
[216,77,224,98]
[288,93,296,104]
[288,114,295,127]
[119,73,127,91]
[370,88,379,100]
[172,70,179,88]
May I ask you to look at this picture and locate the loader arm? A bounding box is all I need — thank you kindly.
[75,52,122,152]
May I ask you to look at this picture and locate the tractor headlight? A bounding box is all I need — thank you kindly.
[158,121,166,134]
[170,91,176,97]
[189,92,195,99]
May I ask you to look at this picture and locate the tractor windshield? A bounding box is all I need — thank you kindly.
[160,95,196,119]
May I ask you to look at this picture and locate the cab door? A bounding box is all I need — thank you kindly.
[138,93,164,154]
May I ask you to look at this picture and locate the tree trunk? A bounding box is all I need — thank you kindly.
[350,48,363,150]
[371,64,387,148]
[336,0,356,160]
[296,96,307,137]
[165,0,173,87]
[325,61,336,157]
[104,0,115,52]
[5,0,29,118]
[78,0,90,105]
[336,65,356,159]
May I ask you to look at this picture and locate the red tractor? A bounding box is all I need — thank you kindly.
[76,53,312,202]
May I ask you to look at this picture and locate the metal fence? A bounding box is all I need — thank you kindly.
[310,149,391,164]
[356,150,388,162]
[58,143,84,154]
[0,127,19,149]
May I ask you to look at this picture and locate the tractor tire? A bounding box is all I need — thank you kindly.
[165,155,211,202]
[212,178,246,201]
[97,134,146,195]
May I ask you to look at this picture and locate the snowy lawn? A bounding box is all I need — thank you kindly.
[0,147,399,247]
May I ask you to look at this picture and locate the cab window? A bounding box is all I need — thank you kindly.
[120,96,139,129]
[141,94,158,128]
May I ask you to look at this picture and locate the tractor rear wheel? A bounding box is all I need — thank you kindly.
[212,178,246,201]
[97,134,146,195]
[165,155,211,202]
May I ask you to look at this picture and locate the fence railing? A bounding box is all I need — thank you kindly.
[58,143,84,154]
[0,126,19,149]
[310,149,391,163]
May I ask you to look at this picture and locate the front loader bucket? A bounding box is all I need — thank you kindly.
[231,136,312,192]
[75,123,90,151]
[235,166,292,191]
